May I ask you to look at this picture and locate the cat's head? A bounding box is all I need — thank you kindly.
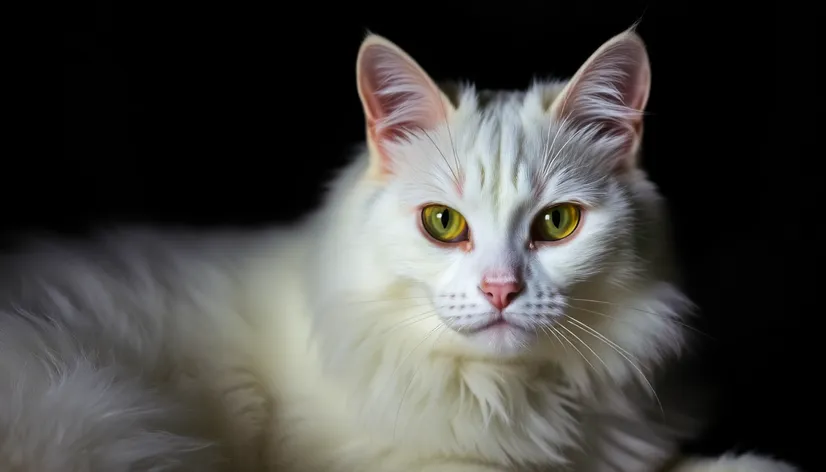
[326,30,681,364]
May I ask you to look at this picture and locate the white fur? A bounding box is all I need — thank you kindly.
[671,454,800,472]
[1,32,799,471]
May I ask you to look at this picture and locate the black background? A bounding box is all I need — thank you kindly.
[53,1,813,469]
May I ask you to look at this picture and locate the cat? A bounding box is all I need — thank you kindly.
[1,28,799,472]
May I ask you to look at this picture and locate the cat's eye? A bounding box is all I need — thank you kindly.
[531,203,581,243]
[421,204,469,244]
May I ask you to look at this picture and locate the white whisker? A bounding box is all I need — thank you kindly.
[556,322,610,372]
[568,297,710,339]
[392,325,446,439]
[564,315,663,417]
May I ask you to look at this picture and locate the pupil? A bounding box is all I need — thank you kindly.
[440,210,450,228]
[551,210,561,228]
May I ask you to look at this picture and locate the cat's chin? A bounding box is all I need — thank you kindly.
[461,322,538,357]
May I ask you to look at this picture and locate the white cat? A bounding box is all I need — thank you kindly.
[1,29,798,472]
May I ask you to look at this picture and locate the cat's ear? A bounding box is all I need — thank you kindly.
[356,34,454,176]
[550,29,651,170]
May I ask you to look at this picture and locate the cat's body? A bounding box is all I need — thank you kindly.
[1,31,798,472]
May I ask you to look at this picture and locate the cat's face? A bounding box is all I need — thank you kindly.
[356,32,653,357]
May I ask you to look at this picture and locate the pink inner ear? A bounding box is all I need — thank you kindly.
[358,43,446,143]
[556,35,651,142]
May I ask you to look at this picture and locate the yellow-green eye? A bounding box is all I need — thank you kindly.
[421,204,469,243]
[531,203,581,242]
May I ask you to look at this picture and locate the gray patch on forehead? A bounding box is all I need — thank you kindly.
[479,93,529,167]
[439,80,528,112]
[476,89,528,114]
[466,92,532,210]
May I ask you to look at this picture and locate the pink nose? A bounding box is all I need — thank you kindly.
[479,279,524,310]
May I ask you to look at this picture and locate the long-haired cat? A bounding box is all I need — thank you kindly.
[1,29,798,472]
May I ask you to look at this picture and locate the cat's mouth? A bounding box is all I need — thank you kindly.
[464,317,528,334]
[451,314,540,355]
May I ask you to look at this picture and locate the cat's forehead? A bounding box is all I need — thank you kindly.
[451,83,573,176]
[390,83,609,215]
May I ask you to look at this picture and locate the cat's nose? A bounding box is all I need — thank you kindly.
[479,279,524,311]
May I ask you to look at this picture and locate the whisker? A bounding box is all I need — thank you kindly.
[563,315,664,418]
[374,316,442,417]
[564,315,639,363]
[420,128,460,187]
[380,309,439,335]
[542,116,569,179]
[344,296,436,304]
[567,297,712,339]
[344,302,433,313]
[556,322,610,372]
[392,324,446,439]
[435,86,462,183]
[540,117,554,169]
[444,119,462,184]
[549,324,595,372]
[543,325,568,352]
[546,131,577,179]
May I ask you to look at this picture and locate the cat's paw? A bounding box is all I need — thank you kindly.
[669,453,800,472]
